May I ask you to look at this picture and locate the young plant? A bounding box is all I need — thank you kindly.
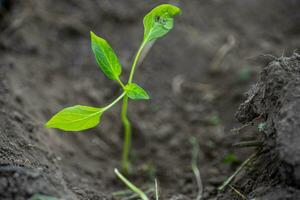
[45,4,181,172]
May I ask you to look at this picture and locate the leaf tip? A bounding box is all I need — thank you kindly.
[90,31,97,41]
[90,30,95,36]
[144,94,150,100]
[172,5,182,15]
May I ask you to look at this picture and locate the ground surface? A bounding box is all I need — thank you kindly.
[0,0,300,199]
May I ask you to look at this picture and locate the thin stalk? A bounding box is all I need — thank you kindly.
[121,40,148,172]
[114,169,149,200]
[190,137,203,200]
[121,95,131,172]
[155,179,159,200]
[116,78,125,89]
[128,41,147,83]
[229,185,247,200]
[103,92,126,112]
[233,140,263,148]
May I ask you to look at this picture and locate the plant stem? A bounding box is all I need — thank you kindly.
[116,78,125,89]
[114,168,149,200]
[103,92,126,112]
[120,40,148,172]
[121,95,131,172]
[128,41,147,83]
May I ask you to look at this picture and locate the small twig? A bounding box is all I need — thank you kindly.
[233,140,263,148]
[218,151,259,191]
[231,114,263,134]
[229,185,247,200]
[260,54,278,60]
[231,123,252,134]
[210,35,236,73]
[190,137,203,200]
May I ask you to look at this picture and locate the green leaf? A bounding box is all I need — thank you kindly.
[29,194,59,200]
[90,31,122,80]
[46,105,103,131]
[143,4,181,43]
[125,83,150,100]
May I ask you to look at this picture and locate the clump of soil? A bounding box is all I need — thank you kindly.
[0,0,300,200]
[230,54,300,199]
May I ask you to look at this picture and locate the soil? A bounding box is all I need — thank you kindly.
[0,0,300,200]
[232,54,300,200]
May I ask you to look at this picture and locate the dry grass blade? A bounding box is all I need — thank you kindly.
[190,137,203,200]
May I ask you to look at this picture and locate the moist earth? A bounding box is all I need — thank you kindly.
[0,0,300,200]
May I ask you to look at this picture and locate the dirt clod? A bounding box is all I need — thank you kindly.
[235,54,300,199]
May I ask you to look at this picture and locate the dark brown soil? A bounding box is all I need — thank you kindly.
[231,54,300,200]
[0,0,300,199]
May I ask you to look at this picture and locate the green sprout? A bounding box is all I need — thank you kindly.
[114,168,149,200]
[45,4,181,172]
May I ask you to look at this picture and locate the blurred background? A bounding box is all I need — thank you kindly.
[0,0,299,199]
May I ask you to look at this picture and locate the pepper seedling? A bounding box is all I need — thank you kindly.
[45,4,181,172]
